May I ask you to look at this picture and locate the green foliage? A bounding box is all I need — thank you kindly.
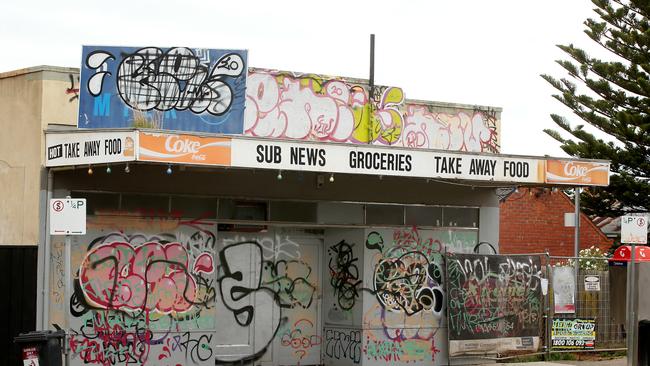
[542,0,650,217]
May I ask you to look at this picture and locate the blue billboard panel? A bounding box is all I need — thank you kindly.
[79,46,247,134]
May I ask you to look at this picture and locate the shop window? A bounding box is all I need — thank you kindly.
[218,199,267,221]
[366,205,404,225]
[405,206,443,226]
[71,191,119,215]
[270,201,318,223]
[170,196,217,219]
[120,194,170,216]
[443,207,479,228]
[317,202,364,225]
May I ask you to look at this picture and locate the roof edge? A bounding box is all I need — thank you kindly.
[0,65,80,79]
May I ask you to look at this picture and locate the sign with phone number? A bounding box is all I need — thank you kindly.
[551,318,595,350]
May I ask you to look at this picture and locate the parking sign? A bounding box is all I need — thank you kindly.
[621,215,648,244]
[49,199,86,235]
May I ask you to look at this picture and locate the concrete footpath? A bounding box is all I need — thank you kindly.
[484,358,627,366]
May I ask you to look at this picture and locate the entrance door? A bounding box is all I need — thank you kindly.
[215,229,322,366]
[273,232,322,366]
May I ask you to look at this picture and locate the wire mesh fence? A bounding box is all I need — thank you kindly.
[546,255,626,352]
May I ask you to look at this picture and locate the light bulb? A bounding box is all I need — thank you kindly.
[166,165,172,175]
[87,166,93,175]
[329,174,335,183]
[277,170,283,180]
[106,165,111,174]
[124,164,130,173]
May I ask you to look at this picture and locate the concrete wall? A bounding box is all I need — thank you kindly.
[0,67,77,245]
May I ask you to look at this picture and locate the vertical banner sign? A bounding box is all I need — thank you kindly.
[78,45,248,134]
[553,266,576,313]
[551,318,596,350]
[446,253,543,356]
[621,215,648,244]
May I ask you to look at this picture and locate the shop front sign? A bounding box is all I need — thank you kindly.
[138,132,231,166]
[231,138,546,184]
[45,131,136,167]
[546,160,609,186]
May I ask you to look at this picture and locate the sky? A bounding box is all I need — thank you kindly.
[0,0,601,158]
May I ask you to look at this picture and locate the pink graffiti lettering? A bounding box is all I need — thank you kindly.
[403,105,498,152]
[79,241,214,314]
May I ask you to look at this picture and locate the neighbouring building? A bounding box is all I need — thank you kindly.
[499,187,612,256]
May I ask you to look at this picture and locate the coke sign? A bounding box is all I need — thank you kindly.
[545,160,609,186]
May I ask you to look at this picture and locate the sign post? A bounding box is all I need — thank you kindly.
[622,215,648,366]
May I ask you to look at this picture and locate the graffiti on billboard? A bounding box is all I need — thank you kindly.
[244,69,500,152]
[446,253,543,355]
[79,46,247,134]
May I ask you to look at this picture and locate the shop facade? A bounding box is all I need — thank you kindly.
[34,45,610,366]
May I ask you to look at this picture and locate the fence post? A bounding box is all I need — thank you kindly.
[545,251,552,361]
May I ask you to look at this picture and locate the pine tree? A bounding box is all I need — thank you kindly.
[541,0,650,216]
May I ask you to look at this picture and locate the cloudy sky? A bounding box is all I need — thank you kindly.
[0,0,600,157]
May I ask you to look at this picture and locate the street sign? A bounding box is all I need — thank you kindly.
[49,199,86,235]
[621,215,648,244]
[584,275,601,292]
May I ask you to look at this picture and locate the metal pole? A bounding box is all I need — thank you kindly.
[545,251,552,361]
[368,34,375,144]
[574,188,580,311]
[41,169,54,330]
[627,243,638,366]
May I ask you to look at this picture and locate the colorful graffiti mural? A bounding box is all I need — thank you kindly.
[362,228,446,364]
[244,69,500,152]
[67,223,218,366]
[53,215,490,366]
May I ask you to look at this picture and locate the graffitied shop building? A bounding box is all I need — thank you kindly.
[1,46,610,366]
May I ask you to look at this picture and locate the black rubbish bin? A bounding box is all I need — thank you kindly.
[640,321,650,366]
[14,330,65,366]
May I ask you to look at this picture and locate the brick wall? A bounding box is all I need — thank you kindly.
[499,188,612,256]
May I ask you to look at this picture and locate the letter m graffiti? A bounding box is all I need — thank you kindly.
[93,93,111,117]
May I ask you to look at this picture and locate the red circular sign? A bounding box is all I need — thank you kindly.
[52,200,64,212]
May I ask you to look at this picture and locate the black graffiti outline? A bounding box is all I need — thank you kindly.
[373,250,444,316]
[262,259,316,309]
[114,47,244,116]
[328,240,363,311]
[324,329,362,364]
[215,240,289,365]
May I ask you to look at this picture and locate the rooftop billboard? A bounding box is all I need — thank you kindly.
[78,45,247,134]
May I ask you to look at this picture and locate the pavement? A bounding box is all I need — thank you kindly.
[483,357,627,366]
